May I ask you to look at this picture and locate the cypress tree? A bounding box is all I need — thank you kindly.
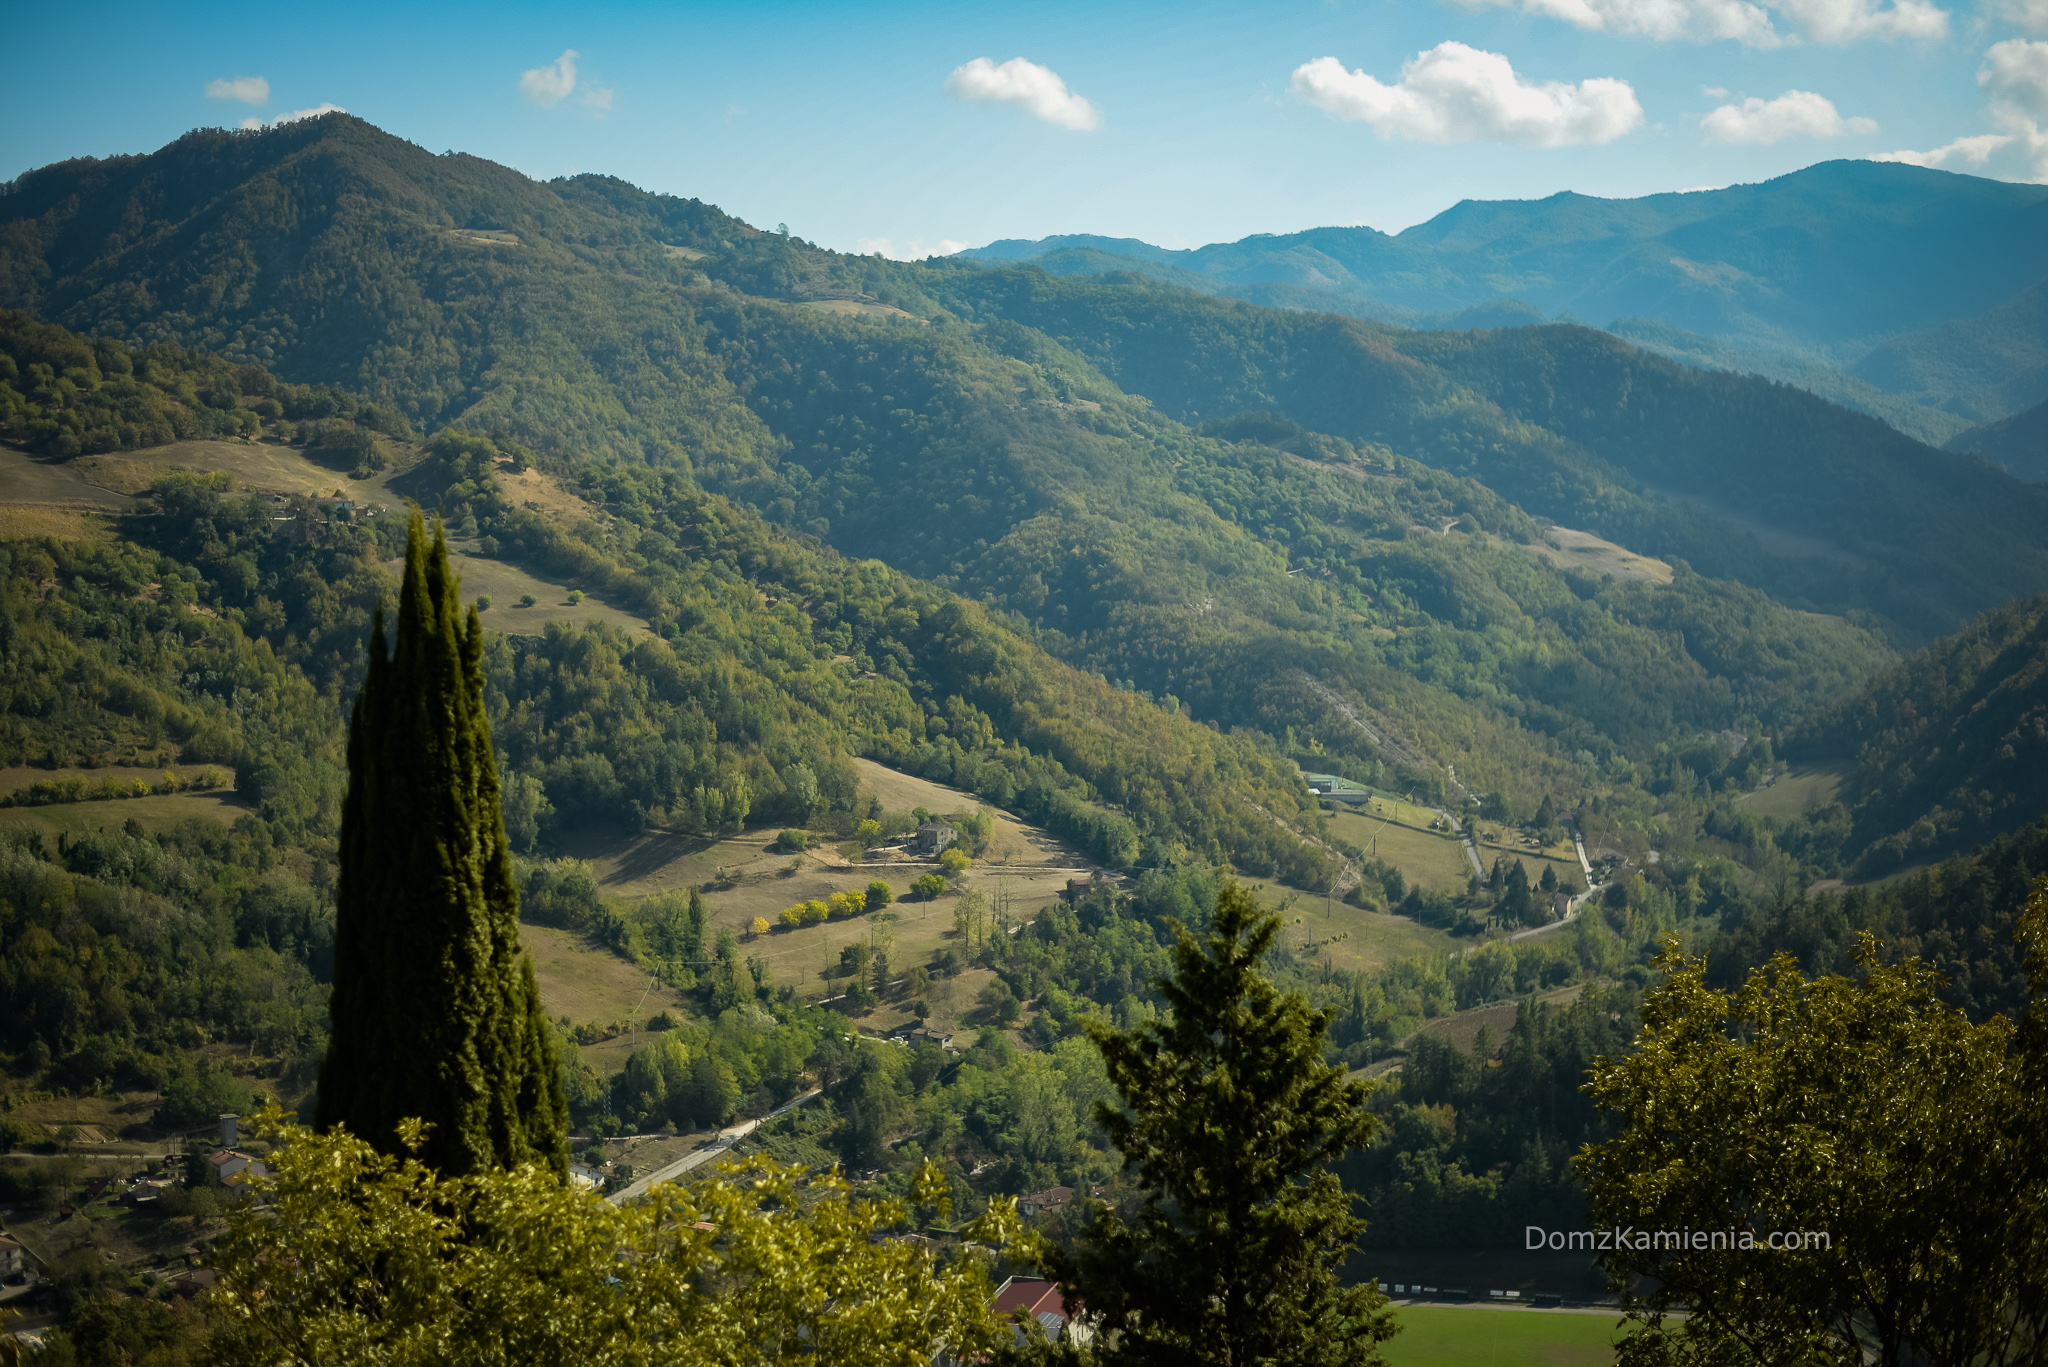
[320,511,568,1178]
[1045,882,1397,1366]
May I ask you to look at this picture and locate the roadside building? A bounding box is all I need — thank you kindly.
[988,1276,1093,1348]
[1018,1186,1075,1218]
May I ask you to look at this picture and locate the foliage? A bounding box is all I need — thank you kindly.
[206,1106,1033,1367]
[1577,927,2048,1366]
[1042,882,1397,1366]
[321,513,566,1176]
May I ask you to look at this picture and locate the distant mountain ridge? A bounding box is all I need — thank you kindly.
[962,161,2048,430]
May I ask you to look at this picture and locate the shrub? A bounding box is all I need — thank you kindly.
[827,890,866,920]
[566,590,586,605]
[519,593,538,608]
[913,873,947,900]
[939,849,970,876]
[748,916,770,938]
[864,880,894,912]
[777,830,811,852]
[475,595,492,612]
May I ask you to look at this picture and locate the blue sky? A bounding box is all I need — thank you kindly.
[5,0,2046,256]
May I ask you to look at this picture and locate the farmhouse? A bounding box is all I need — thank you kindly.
[913,820,956,855]
[208,1149,271,1185]
[0,1234,24,1277]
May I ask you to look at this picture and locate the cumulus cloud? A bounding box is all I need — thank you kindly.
[855,236,969,260]
[1445,0,1947,45]
[583,86,614,112]
[1982,37,2048,116]
[239,103,345,131]
[520,49,579,107]
[945,57,1100,130]
[1995,0,2048,34]
[1701,89,1878,142]
[1871,108,2048,179]
[205,76,270,104]
[1290,44,1643,146]
[1872,43,2048,182]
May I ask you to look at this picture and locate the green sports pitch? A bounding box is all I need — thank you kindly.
[1384,1305,1629,1366]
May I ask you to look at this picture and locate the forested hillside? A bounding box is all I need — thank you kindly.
[966,160,2048,422]
[926,265,2048,641]
[0,114,1908,822]
[1947,397,2048,483]
[1791,595,2048,874]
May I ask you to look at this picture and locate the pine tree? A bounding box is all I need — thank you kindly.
[319,512,568,1178]
[1044,882,1397,1366]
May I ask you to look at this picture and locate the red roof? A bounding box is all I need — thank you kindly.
[991,1277,1069,1323]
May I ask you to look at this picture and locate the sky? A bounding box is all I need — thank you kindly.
[4,0,2047,258]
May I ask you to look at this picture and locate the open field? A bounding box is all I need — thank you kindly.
[0,789,255,838]
[1248,881,1457,973]
[1329,807,1470,892]
[0,446,137,510]
[1739,765,1845,821]
[1383,1305,1624,1366]
[65,438,406,506]
[387,541,653,637]
[559,760,1097,1011]
[0,506,112,542]
[1525,524,1673,586]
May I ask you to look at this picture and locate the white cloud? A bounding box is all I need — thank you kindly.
[1773,0,1948,41]
[582,86,614,112]
[945,57,1101,131]
[1450,0,1783,45]
[520,49,579,108]
[1982,37,2048,116]
[239,102,345,131]
[205,76,269,105]
[1871,106,2048,181]
[1701,89,1878,142]
[1444,0,1946,44]
[856,236,969,260]
[1703,85,1730,96]
[1290,44,1643,146]
[1996,0,2048,35]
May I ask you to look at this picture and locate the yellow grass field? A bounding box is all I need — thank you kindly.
[1524,524,1673,586]
[0,788,255,838]
[0,505,113,542]
[387,542,653,637]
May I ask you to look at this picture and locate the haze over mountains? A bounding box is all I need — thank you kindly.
[964,161,2048,451]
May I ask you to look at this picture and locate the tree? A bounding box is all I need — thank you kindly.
[1578,922,2048,1367]
[320,511,567,1178]
[1501,860,1537,926]
[207,1106,1028,1366]
[865,879,894,912]
[1042,881,1397,1366]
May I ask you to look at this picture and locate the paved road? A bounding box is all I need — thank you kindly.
[607,1087,823,1205]
[1432,807,1485,879]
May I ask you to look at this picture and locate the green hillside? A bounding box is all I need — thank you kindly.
[0,114,1902,822]
[926,265,2048,640]
[964,160,2048,418]
[1947,397,2048,482]
[1850,278,2048,424]
[1791,595,2048,874]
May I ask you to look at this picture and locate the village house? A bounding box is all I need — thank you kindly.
[207,1148,270,1185]
[989,1276,1092,1348]
[0,1233,25,1278]
[913,820,955,856]
[1018,1185,1075,1217]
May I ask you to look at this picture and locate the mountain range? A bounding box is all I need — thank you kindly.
[963,161,2048,451]
[4,114,2048,876]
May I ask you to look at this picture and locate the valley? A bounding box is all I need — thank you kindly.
[3,108,2048,1366]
